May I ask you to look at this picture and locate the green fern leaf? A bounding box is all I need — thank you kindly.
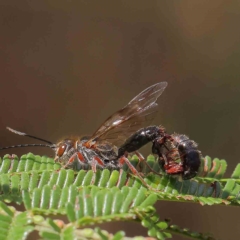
[0,152,239,239]
[0,202,34,240]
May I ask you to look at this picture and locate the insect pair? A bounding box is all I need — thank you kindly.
[0,82,201,184]
[118,125,202,180]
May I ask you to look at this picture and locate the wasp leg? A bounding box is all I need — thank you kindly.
[92,156,105,169]
[61,152,87,169]
[164,161,184,174]
[134,151,144,172]
[135,151,162,176]
[121,151,144,176]
[117,168,126,187]
[210,181,217,198]
[119,156,153,188]
[90,156,105,184]
[54,156,59,162]
[90,159,97,184]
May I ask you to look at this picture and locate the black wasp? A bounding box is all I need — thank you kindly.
[119,125,202,180]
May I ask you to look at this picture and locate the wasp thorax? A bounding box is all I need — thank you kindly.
[56,139,76,157]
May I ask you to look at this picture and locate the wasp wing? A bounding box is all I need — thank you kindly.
[94,103,159,147]
[86,82,168,146]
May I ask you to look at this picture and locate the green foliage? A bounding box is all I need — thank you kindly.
[0,153,239,239]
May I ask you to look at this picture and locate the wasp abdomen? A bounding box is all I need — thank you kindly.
[118,125,162,157]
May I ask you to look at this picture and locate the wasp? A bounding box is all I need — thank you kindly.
[0,82,168,185]
[119,126,202,180]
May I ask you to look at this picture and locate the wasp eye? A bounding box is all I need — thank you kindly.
[57,144,66,157]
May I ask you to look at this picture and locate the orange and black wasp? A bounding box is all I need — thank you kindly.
[0,82,168,185]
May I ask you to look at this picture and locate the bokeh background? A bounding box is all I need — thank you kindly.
[1,1,240,239]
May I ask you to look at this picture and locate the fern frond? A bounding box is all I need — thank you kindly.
[0,201,34,240]
[21,185,156,216]
[166,223,215,240]
[0,153,239,239]
[1,153,240,207]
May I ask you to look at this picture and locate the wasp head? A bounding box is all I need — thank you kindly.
[55,139,77,161]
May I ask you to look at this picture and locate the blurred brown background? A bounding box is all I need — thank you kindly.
[0,1,240,239]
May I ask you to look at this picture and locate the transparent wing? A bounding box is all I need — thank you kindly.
[86,82,168,146]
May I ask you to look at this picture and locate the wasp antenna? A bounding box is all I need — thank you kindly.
[6,127,54,145]
[6,127,26,136]
[0,143,55,151]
